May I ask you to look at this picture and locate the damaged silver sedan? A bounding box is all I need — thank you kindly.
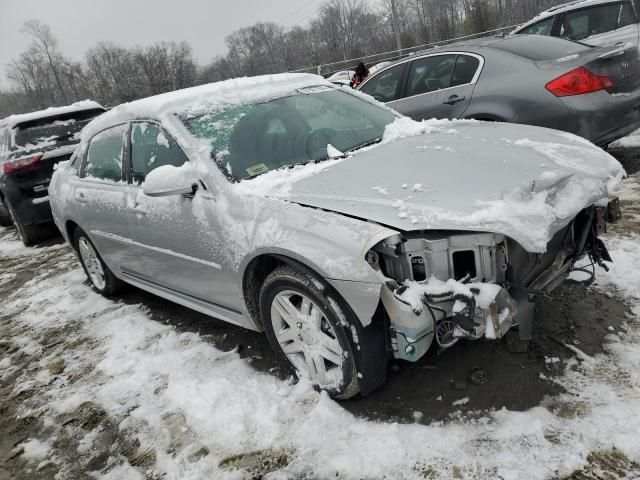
[49,73,624,399]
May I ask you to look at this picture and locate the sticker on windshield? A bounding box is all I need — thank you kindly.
[246,163,269,176]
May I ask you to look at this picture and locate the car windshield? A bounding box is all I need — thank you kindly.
[183,87,396,181]
[13,108,105,150]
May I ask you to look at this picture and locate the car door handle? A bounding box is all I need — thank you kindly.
[75,192,87,204]
[443,95,466,105]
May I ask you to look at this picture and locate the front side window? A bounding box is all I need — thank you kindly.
[359,64,405,102]
[406,55,457,97]
[130,122,189,184]
[518,16,556,36]
[183,87,396,181]
[84,125,126,182]
[560,4,621,40]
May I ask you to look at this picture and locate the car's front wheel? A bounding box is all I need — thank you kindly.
[260,265,360,399]
[74,228,122,296]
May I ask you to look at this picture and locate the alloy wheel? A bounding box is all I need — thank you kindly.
[78,237,106,290]
[270,289,345,387]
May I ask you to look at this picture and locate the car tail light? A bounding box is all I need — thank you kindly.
[2,154,44,175]
[546,67,614,97]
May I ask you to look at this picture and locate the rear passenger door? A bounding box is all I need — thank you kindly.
[74,124,130,270]
[391,53,481,120]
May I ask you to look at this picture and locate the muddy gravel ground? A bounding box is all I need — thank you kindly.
[1,150,640,479]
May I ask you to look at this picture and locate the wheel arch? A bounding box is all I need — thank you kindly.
[241,252,331,331]
[64,219,81,246]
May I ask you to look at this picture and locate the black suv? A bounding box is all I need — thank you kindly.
[0,102,106,245]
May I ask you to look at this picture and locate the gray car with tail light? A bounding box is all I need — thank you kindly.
[357,34,640,147]
[0,101,106,245]
[49,74,623,399]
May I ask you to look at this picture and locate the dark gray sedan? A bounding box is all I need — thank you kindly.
[357,35,640,146]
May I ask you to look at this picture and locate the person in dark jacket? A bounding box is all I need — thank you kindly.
[350,62,369,88]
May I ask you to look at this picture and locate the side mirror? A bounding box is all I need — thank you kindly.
[143,163,199,198]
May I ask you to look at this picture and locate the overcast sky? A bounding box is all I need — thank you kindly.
[0,0,330,87]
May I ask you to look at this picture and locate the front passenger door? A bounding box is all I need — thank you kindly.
[122,121,240,313]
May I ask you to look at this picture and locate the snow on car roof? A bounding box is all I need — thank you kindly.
[514,0,623,30]
[82,73,329,140]
[0,100,104,130]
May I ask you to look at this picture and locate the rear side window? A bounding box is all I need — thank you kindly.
[560,4,624,40]
[518,16,556,36]
[359,63,405,102]
[492,35,589,61]
[84,125,126,182]
[130,122,189,184]
[406,55,456,96]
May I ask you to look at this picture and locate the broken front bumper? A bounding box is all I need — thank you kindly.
[381,281,518,362]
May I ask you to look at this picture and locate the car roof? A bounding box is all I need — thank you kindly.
[81,73,329,140]
[0,100,105,130]
[515,0,625,30]
[362,34,578,77]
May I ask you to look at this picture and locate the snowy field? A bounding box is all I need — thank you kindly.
[2,177,640,479]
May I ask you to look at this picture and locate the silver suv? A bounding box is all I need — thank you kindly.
[513,0,640,48]
[49,74,623,399]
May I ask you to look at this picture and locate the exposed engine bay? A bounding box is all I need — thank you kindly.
[367,201,621,362]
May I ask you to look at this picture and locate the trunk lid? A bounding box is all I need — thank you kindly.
[537,43,640,93]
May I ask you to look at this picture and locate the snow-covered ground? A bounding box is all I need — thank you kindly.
[610,128,640,149]
[2,180,640,479]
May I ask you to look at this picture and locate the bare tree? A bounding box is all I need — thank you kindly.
[22,20,68,104]
[1,1,571,116]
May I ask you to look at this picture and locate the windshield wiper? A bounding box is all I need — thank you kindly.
[311,137,384,164]
[346,137,383,153]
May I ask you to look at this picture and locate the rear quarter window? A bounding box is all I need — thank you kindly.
[492,35,590,61]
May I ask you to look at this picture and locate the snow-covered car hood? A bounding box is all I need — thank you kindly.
[251,120,624,253]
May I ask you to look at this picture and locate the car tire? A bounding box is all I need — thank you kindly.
[259,265,361,400]
[6,200,44,246]
[73,227,122,296]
